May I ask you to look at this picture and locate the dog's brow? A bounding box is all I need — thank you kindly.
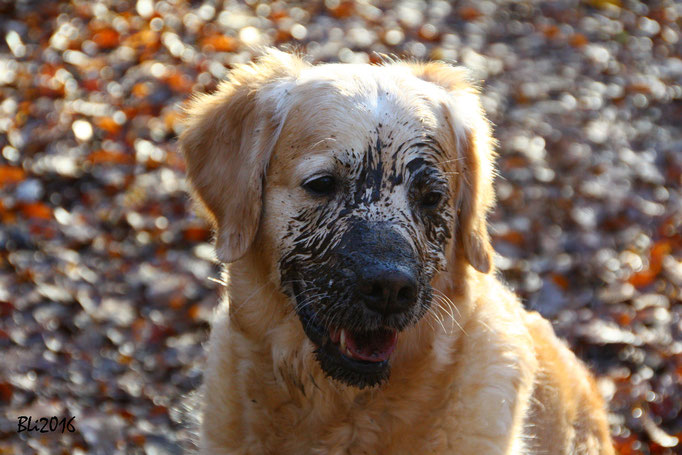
[405,157,427,175]
[294,154,336,181]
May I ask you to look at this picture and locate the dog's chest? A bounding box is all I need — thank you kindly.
[246,381,460,454]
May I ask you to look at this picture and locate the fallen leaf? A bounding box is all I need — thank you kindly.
[20,202,52,220]
[0,166,26,188]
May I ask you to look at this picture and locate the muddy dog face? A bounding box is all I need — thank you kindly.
[180,50,495,388]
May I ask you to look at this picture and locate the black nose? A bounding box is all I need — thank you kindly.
[358,267,418,315]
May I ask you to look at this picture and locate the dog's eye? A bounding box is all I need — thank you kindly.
[303,175,336,196]
[421,191,443,208]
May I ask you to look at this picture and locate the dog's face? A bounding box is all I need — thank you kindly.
[180,50,496,388]
[263,73,460,387]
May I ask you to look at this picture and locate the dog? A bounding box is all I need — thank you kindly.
[179,48,614,455]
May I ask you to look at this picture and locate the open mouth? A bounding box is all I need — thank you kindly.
[295,294,400,387]
[329,326,398,363]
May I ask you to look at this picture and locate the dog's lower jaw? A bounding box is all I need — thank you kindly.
[314,345,391,389]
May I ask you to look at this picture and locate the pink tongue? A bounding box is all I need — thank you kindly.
[345,329,398,362]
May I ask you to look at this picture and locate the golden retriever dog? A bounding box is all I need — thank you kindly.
[179,48,614,455]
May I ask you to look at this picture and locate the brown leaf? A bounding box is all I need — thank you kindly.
[459,7,482,21]
[498,230,525,246]
[627,83,652,95]
[0,381,13,403]
[182,225,211,242]
[585,0,621,10]
[551,273,570,290]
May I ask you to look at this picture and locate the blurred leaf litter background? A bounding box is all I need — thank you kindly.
[0,0,681,453]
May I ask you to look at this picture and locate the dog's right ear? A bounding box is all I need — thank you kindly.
[179,49,306,263]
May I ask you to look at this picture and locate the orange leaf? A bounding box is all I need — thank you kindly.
[329,1,355,19]
[87,150,133,165]
[200,34,238,52]
[1,205,17,224]
[616,312,632,326]
[130,434,146,445]
[459,6,481,21]
[274,29,292,43]
[163,111,181,131]
[630,240,673,288]
[164,71,193,93]
[95,117,122,134]
[125,29,159,50]
[0,166,26,188]
[132,82,150,98]
[502,156,528,170]
[82,79,100,91]
[21,202,52,220]
[169,294,185,309]
[569,33,588,48]
[551,273,569,290]
[499,230,525,246]
[649,240,671,273]
[628,270,655,287]
[269,10,288,22]
[183,225,211,242]
[188,304,201,320]
[541,24,560,40]
[92,27,120,49]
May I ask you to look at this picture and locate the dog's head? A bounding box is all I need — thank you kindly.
[180,49,495,388]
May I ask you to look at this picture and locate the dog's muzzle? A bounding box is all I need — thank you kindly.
[289,221,426,387]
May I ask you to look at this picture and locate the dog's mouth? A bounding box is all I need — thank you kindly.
[328,326,398,363]
[295,288,401,388]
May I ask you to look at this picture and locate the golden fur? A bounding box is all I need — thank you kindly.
[180,49,614,455]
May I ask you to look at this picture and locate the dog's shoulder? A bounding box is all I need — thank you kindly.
[522,310,614,454]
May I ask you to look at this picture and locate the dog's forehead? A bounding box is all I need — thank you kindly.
[273,63,450,176]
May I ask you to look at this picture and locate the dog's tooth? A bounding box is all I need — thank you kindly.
[340,329,346,350]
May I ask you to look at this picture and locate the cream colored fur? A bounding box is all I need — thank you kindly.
[180,49,614,455]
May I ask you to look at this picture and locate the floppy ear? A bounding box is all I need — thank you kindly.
[408,62,496,273]
[179,49,306,263]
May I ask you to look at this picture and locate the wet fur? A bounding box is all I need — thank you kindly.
[180,49,614,454]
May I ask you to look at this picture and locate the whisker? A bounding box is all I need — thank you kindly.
[433,289,467,336]
[208,276,228,287]
[426,300,448,333]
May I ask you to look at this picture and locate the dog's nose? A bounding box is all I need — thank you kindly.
[358,267,418,315]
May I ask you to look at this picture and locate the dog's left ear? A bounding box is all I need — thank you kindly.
[180,49,306,263]
[408,62,496,274]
